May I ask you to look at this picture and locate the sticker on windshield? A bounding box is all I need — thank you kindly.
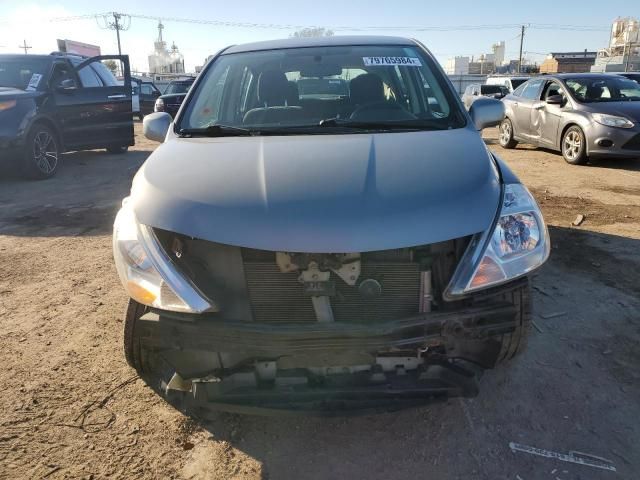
[26,73,42,91]
[363,57,422,67]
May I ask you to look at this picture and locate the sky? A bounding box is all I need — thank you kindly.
[0,0,638,73]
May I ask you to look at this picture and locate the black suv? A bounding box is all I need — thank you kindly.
[0,53,134,178]
[154,78,195,118]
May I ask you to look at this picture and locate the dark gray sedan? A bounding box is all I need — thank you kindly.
[499,73,640,164]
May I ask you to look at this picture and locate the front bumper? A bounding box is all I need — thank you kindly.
[586,123,640,158]
[136,299,519,413]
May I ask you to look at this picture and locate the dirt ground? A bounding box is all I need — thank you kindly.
[1,123,639,479]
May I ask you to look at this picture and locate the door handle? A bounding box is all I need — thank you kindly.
[534,103,546,110]
[107,94,127,100]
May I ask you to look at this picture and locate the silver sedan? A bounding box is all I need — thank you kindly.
[499,73,640,165]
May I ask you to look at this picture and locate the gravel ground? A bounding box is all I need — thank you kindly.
[0,123,638,479]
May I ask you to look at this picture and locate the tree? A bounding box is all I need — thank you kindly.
[291,27,334,38]
[103,60,119,75]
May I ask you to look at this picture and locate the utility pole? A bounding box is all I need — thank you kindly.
[518,25,525,73]
[97,12,130,75]
[19,40,32,55]
[113,12,122,57]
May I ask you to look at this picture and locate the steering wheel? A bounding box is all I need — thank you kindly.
[350,101,417,121]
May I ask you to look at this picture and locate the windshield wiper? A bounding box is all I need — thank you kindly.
[178,124,254,137]
[318,117,445,131]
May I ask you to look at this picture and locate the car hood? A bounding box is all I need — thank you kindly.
[582,101,640,122]
[0,87,42,100]
[131,127,501,252]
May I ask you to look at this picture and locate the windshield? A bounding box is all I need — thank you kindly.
[0,57,50,90]
[565,77,640,102]
[180,45,465,134]
[165,82,192,94]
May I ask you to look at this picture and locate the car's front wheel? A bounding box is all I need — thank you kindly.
[562,126,588,165]
[499,118,518,149]
[22,124,61,179]
[123,299,153,374]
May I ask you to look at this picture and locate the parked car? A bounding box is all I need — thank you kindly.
[499,73,640,164]
[0,53,134,178]
[614,72,640,83]
[154,78,195,118]
[130,78,141,119]
[486,75,530,93]
[138,79,162,118]
[462,84,508,109]
[115,36,550,414]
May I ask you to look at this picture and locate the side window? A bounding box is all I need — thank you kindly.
[543,81,563,99]
[520,80,543,100]
[141,84,153,95]
[512,82,527,97]
[91,62,119,86]
[50,62,76,88]
[77,64,103,87]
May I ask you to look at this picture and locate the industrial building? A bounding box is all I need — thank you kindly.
[148,21,185,74]
[591,17,640,72]
[539,51,597,73]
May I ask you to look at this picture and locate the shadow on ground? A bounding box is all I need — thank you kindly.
[0,149,150,236]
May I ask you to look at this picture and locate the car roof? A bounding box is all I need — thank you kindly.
[543,72,626,80]
[223,35,417,54]
[0,53,90,63]
[0,54,54,61]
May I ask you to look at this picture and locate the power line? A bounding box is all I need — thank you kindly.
[0,11,610,33]
[96,12,131,57]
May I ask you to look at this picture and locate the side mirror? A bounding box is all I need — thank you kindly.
[546,94,564,105]
[55,78,77,92]
[468,97,505,130]
[143,112,172,142]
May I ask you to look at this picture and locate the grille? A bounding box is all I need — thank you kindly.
[622,134,640,151]
[243,259,421,324]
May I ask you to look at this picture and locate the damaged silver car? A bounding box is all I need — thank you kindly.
[114,36,550,414]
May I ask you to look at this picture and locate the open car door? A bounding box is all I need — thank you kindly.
[70,54,134,150]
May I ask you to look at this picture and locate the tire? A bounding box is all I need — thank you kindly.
[498,118,518,149]
[493,282,532,365]
[106,145,129,154]
[561,126,588,165]
[123,299,193,411]
[21,123,61,179]
[123,299,153,374]
[449,281,531,368]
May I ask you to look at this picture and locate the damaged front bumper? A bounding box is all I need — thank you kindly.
[136,300,519,414]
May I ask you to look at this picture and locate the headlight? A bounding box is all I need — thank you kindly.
[592,113,634,129]
[113,199,214,313]
[154,98,165,112]
[445,184,550,297]
[0,100,17,112]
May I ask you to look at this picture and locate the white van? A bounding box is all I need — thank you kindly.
[486,75,529,93]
